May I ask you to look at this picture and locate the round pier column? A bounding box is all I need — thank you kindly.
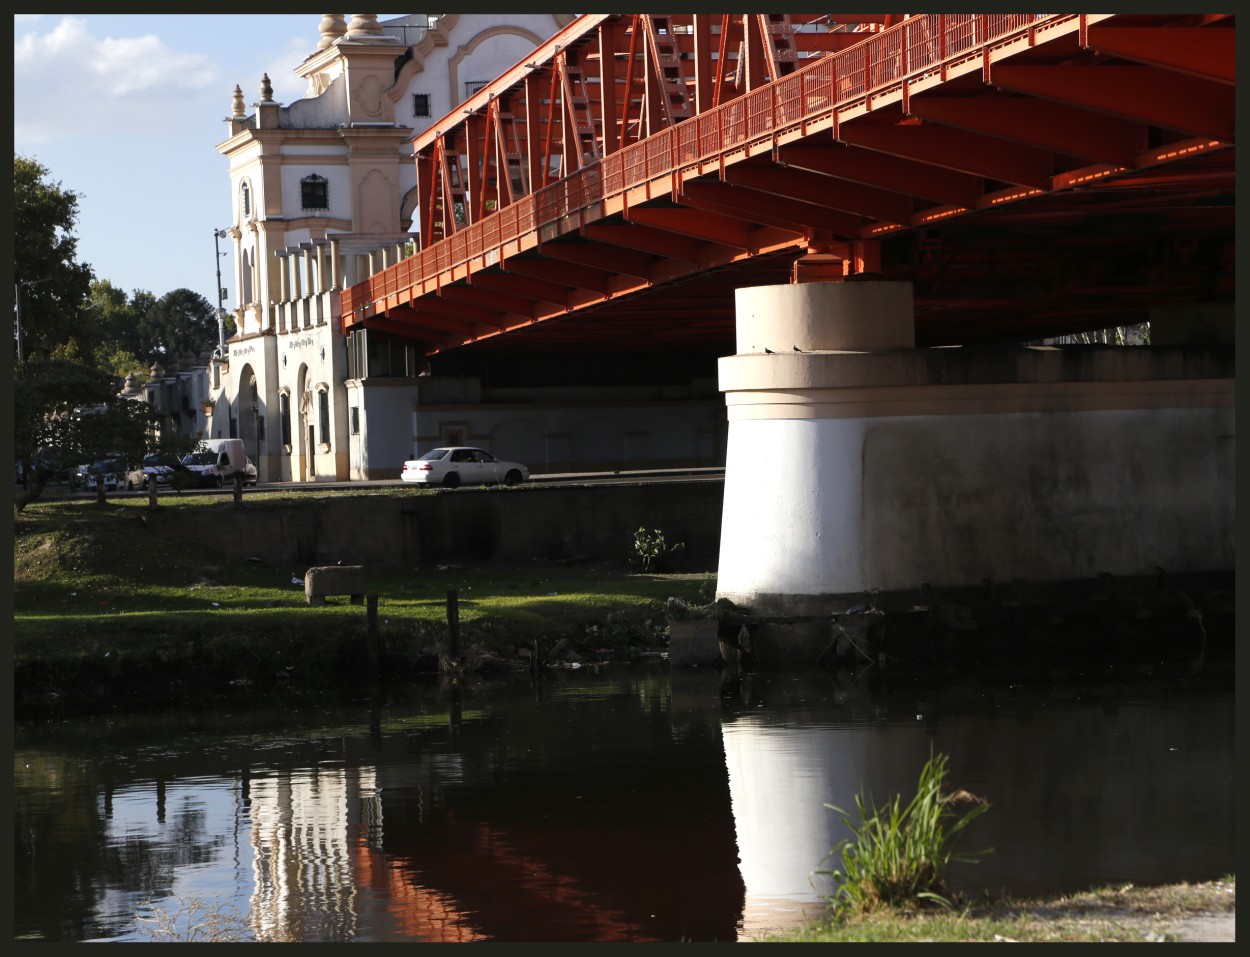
[716,282,914,621]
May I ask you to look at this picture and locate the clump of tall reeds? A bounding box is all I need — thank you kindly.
[132,896,251,942]
[815,751,991,919]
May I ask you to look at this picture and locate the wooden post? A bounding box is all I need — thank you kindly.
[446,588,460,658]
[148,479,158,508]
[366,594,380,686]
[449,684,463,733]
[233,471,244,506]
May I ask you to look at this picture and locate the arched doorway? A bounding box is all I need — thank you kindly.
[236,363,261,480]
[295,364,313,482]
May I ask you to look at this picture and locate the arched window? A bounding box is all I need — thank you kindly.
[278,389,292,447]
[240,181,252,219]
[301,174,328,211]
[316,385,330,447]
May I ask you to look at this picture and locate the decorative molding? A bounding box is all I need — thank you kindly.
[448,25,547,109]
[390,56,427,104]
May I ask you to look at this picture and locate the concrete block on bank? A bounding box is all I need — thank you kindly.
[668,618,723,668]
[305,565,366,607]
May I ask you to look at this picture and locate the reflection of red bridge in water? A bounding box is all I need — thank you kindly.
[341,12,1234,356]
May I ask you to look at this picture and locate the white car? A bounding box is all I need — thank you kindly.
[129,452,183,490]
[85,458,131,492]
[400,447,529,488]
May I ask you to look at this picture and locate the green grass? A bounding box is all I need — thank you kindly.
[14,497,713,710]
[817,751,991,918]
[765,876,1236,943]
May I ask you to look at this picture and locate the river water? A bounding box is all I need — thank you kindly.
[14,664,1234,943]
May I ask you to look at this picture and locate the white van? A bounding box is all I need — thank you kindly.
[193,438,257,485]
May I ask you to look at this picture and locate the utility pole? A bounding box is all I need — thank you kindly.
[214,228,229,360]
[14,277,51,363]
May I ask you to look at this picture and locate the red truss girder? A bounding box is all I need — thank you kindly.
[411,13,884,237]
[348,12,1234,354]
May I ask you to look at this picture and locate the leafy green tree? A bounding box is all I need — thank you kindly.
[139,288,220,362]
[13,359,188,512]
[86,280,150,381]
[13,154,95,363]
[91,342,147,387]
[87,279,142,358]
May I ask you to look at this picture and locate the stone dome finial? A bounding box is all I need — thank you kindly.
[318,14,347,49]
[260,73,274,103]
[231,84,246,117]
[345,14,382,38]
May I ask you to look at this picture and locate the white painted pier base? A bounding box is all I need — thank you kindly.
[715,282,1234,663]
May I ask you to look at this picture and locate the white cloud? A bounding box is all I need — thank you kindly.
[14,16,219,144]
[263,37,318,104]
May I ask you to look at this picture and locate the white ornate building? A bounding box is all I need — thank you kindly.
[211,14,574,482]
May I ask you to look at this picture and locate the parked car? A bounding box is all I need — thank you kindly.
[239,456,258,485]
[85,458,132,492]
[179,451,258,487]
[211,438,258,486]
[180,451,225,487]
[28,447,79,486]
[400,446,529,488]
[128,453,186,490]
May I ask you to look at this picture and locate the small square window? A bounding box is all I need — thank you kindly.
[301,174,328,211]
[465,80,487,99]
[413,93,431,117]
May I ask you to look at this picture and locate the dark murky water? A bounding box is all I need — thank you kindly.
[14,665,1234,942]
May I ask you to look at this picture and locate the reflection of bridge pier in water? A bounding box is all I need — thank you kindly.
[721,717,869,939]
[705,669,899,940]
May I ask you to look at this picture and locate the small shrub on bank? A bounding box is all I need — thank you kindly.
[816,751,991,919]
[629,526,684,573]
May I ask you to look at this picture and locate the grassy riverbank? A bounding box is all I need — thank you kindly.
[764,877,1236,943]
[16,497,1235,942]
[14,495,713,713]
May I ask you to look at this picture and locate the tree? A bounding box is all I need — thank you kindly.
[86,279,149,382]
[13,358,191,512]
[139,288,221,363]
[13,154,95,363]
[87,279,142,357]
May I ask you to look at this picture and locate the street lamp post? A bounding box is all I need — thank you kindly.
[214,229,229,360]
[14,277,51,363]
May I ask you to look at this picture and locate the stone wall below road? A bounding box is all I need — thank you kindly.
[145,480,724,569]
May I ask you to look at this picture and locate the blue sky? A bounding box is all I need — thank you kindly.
[13,14,405,309]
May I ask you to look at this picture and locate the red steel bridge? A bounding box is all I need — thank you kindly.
[340,12,1234,356]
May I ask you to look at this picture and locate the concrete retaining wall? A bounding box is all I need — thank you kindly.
[145,480,724,569]
[717,341,1235,617]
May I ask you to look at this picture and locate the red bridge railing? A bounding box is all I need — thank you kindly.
[344,13,1066,319]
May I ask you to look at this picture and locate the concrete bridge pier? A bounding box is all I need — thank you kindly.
[715,282,1234,667]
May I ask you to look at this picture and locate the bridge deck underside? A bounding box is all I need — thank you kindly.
[344,12,1234,355]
